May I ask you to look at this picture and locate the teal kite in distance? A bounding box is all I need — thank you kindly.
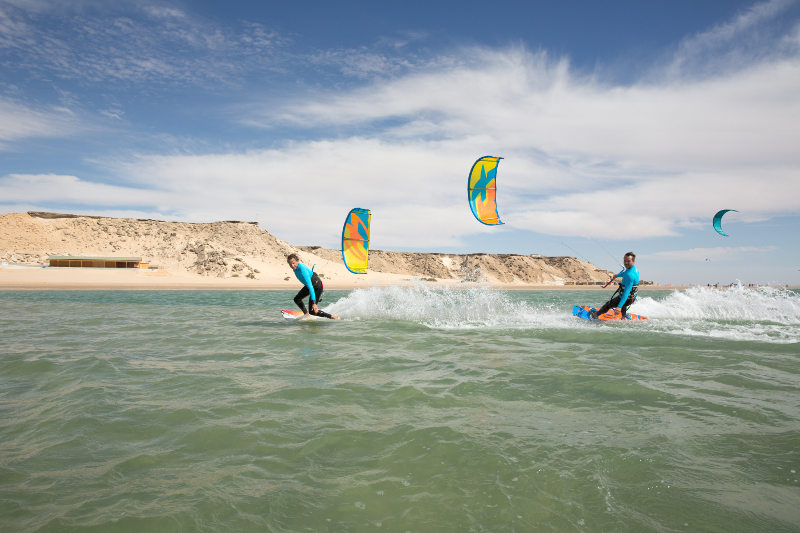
[712,209,738,237]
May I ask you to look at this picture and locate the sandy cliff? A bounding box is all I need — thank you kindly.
[1,212,611,287]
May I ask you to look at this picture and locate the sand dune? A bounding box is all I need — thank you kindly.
[1,212,613,289]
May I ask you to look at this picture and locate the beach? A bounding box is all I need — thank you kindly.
[0,263,687,291]
[0,263,413,290]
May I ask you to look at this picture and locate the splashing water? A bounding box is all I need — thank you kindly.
[635,284,800,323]
[634,284,800,344]
[327,283,800,343]
[327,283,534,328]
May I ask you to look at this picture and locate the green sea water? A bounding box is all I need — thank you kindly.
[1,285,798,532]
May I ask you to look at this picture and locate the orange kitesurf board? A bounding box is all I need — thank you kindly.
[572,305,648,321]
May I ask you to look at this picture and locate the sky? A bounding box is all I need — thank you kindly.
[1,0,799,286]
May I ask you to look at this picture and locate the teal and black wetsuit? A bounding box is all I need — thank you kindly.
[597,264,640,318]
[293,262,333,318]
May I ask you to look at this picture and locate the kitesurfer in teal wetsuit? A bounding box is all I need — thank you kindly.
[287,253,339,319]
[591,252,640,319]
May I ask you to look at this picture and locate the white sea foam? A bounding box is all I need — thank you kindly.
[328,283,800,343]
[632,284,800,344]
[328,282,536,328]
[328,282,594,330]
[634,284,800,324]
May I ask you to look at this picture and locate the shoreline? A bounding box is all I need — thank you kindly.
[0,265,697,291]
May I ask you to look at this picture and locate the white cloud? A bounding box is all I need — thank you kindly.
[7,35,797,247]
[0,3,290,85]
[2,1,798,253]
[0,173,166,206]
[0,98,86,146]
[232,40,800,242]
[308,48,414,78]
[105,140,484,247]
[141,6,186,20]
[0,4,33,47]
[648,246,777,262]
[664,0,799,78]
[265,47,800,169]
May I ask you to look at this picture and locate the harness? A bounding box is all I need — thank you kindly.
[612,283,639,303]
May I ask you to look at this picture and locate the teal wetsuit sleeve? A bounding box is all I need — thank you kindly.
[294,263,317,302]
[613,269,626,301]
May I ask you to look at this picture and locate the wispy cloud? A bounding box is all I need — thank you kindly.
[263,45,800,168]
[308,49,413,78]
[0,98,87,147]
[0,173,167,208]
[649,246,777,262]
[663,0,799,79]
[0,2,290,86]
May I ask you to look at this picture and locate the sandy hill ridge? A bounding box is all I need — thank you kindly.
[1,212,611,287]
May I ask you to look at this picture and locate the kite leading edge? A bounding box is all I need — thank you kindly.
[468,156,504,226]
[341,207,371,274]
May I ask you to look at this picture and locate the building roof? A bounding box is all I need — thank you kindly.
[48,256,142,261]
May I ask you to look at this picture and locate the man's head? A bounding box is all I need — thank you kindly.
[623,252,635,268]
[287,253,299,270]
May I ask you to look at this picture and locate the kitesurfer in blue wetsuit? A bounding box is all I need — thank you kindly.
[591,252,640,319]
[287,254,339,319]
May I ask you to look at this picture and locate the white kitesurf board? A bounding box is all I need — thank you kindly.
[281,309,316,322]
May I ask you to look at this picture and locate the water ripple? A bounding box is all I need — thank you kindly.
[1,289,798,531]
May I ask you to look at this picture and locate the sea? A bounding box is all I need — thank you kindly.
[1,284,798,532]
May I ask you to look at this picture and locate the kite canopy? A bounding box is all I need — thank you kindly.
[342,208,371,274]
[468,156,504,225]
[712,209,738,237]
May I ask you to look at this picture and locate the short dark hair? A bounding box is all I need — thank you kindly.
[624,252,636,261]
[286,253,299,263]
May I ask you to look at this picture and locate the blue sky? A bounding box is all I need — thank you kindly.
[1,0,799,285]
